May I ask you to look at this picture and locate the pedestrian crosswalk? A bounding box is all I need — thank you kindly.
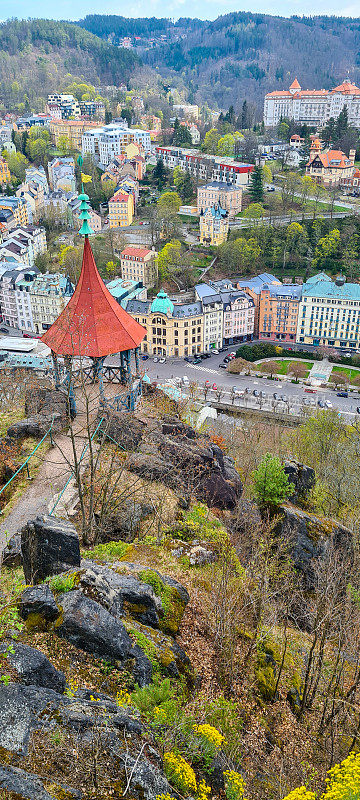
[188,364,219,376]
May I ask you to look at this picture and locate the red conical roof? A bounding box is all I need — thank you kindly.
[290,78,301,89]
[41,237,146,357]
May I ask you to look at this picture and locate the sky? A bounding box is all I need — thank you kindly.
[1,0,360,21]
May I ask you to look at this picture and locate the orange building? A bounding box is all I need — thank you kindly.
[0,156,11,186]
[258,284,302,343]
[306,139,356,187]
[108,190,134,228]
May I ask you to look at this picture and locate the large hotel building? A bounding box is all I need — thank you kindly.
[264,78,360,128]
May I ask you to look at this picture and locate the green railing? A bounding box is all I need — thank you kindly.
[0,418,55,511]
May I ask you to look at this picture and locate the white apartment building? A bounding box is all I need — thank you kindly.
[222,290,255,343]
[0,266,37,331]
[82,123,151,165]
[0,226,47,266]
[120,246,158,289]
[264,78,360,128]
[155,146,253,187]
[29,273,74,334]
[195,284,224,350]
[47,94,81,119]
[296,273,360,349]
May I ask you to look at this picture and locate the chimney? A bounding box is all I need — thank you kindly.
[350,149,356,165]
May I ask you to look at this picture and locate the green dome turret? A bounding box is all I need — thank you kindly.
[151,290,174,315]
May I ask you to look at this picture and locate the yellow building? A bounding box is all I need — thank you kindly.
[108,190,134,228]
[49,119,101,151]
[199,204,229,245]
[0,157,11,186]
[127,290,204,357]
[0,196,30,226]
[306,139,356,187]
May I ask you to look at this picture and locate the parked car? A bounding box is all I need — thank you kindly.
[159,357,166,364]
[318,400,325,408]
[211,349,219,355]
[223,356,231,363]
[324,400,332,408]
[182,376,189,385]
[212,383,217,390]
[141,354,149,360]
[0,326,9,334]
[281,395,287,402]
[253,389,260,397]
[230,352,236,357]
[304,387,317,393]
[357,407,360,414]
[184,356,193,362]
[219,363,227,369]
[202,352,212,359]
[153,357,159,363]
[273,392,280,400]
[193,358,202,365]
[337,391,348,397]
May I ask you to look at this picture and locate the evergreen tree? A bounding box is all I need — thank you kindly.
[248,166,264,202]
[335,107,348,140]
[105,110,112,124]
[179,170,194,202]
[241,100,249,129]
[152,158,167,190]
[121,107,132,126]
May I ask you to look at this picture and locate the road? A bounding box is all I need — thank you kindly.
[125,351,360,419]
[230,211,351,229]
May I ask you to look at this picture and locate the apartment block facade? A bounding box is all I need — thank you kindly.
[258,283,302,342]
[297,273,360,349]
[120,246,158,289]
[0,157,10,187]
[82,124,151,165]
[155,146,254,187]
[49,120,100,150]
[108,191,134,227]
[48,157,76,193]
[199,205,229,245]
[127,290,204,357]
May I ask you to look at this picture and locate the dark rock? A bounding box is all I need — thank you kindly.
[120,753,177,800]
[79,562,163,627]
[287,685,302,715]
[7,415,61,440]
[277,503,353,592]
[0,764,81,800]
[189,545,216,566]
[131,643,153,687]
[208,755,226,792]
[21,515,80,584]
[25,387,68,429]
[19,584,60,624]
[0,683,65,755]
[95,499,153,543]
[283,460,315,502]
[0,640,65,693]
[196,470,240,510]
[2,533,22,567]
[98,412,145,451]
[162,419,196,438]
[56,590,132,664]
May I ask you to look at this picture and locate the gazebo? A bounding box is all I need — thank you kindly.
[41,192,146,416]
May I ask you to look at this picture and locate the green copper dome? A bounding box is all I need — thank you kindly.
[151,290,174,315]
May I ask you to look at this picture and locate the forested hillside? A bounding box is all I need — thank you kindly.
[0,19,138,113]
[80,12,360,111]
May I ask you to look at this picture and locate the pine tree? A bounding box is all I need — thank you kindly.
[241,100,249,130]
[152,159,167,190]
[248,166,264,202]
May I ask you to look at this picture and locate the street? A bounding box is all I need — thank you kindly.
[126,351,360,419]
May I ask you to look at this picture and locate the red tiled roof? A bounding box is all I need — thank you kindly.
[41,237,145,357]
[121,246,152,258]
[290,78,301,89]
[308,149,352,169]
[331,80,360,95]
[109,191,131,203]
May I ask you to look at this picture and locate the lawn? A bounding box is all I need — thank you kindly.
[258,359,313,377]
[332,365,360,383]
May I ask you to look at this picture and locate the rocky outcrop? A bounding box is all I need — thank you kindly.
[123,417,242,510]
[0,683,64,755]
[95,498,153,543]
[0,640,65,693]
[98,412,146,451]
[79,562,163,628]
[2,533,22,567]
[19,585,60,625]
[6,415,61,440]
[21,515,81,584]
[25,387,68,429]
[0,765,81,800]
[283,460,315,502]
[277,503,353,591]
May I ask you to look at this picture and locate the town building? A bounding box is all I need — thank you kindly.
[197,182,242,218]
[108,190,134,228]
[195,283,254,344]
[173,104,199,121]
[79,101,105,119]
[235,273,281,336]
[306,138,356,186]
[82,123,151,165]
[155,146,254,187]
[49,119,101,150]
[194,285,223,351]
[120,246,158,289]
[47,94,81,120]
[0,124,13,147]
[16,114,51,130]
[69,198,102,233]
[107,276,147,309]
[339,167,360,195]
[25,166,49,195]
[16,182,46,222]
[0,225,47,265]
[264,77,360,128]
[127,290,203,357]
[29,272,74,334]
[0,157,11,187]
[0,196,31,228]
[258,283,302,342]
[199,204,229,245]
[0,265,38,330]
[48,157,76,193]
[296,273,360,349]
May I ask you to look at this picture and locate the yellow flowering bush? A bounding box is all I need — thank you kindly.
[196,723,225,749]
[156,795,176,800]
[282,789,316,800]
[224,769,247,800]
[64,678,78,698]
[322,751,360,800]
[197,779,211,800]
[116,689,131,707]
[163,751,197,796]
